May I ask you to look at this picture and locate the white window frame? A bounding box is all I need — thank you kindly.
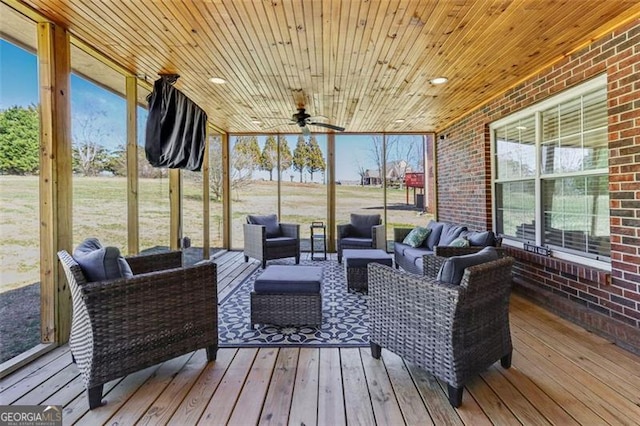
[490,74,610,270]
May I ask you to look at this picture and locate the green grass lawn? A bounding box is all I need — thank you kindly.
[0,175,432,292]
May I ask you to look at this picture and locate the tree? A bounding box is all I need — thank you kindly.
[369,135,385,182]
[306,135,326,182]
[209,136,224,200]
[231,135,260,199]
[104,145,127,176]
[260,135,278,181]
[0,105,40,175]
[279,136,293,175]
[292,135,309,182]
[72,108,112,176]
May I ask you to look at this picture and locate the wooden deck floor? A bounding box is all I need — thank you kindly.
[1,251,640,425]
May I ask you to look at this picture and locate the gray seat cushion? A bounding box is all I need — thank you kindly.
[350,214,381,238]
[340,237,373,248]
[436,246,500,285]
[343,249,392,268]
[265,236,298,248]
[254,265,323,293]
[247,214,281,238]
[73,237,133,283]
[394,242,410,257]
[402,246,431,265]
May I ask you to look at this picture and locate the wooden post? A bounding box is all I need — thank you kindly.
[126,76,139,255]
[169,169,182,251]
[222,133,231,249]
[326,133,336,253]
[37,22,72,344]
[202,129,211,259]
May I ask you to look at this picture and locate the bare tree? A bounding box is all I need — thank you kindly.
[209,135,224,200]
[231,135,260,201]
[72,108,111,176]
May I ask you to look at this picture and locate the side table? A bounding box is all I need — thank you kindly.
[310,221,327,260]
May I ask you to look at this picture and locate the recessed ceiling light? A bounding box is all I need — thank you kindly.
[394,119,405,123]
[251,120,262,125]
[430,77,448,85]
[209,77,226,84]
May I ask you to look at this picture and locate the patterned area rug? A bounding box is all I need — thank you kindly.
[218,258,369,347]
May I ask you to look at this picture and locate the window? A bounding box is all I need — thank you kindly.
[492,76,609,263]
[70,45,128,252]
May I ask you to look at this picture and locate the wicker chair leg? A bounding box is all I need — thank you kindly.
[447,384,463,408]
[295,255,300,264]
[71,353,76,364]
[262,259,267,269]
[87,385,105,409]
[501,351,512,368]
[206,345,218,361]
[370,342,382,359]
[244,255,249,262]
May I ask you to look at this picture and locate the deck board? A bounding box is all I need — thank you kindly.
[288,348,319,426]
[258,347,299,425]
[2,251,640,425]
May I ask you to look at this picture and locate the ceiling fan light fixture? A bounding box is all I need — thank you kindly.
[394,119,406,123]
[209,76,227,84]
[430,77,448,85]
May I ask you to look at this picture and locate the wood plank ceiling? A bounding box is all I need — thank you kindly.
[8,0,640,133]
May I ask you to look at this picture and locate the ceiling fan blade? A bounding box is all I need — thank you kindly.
[308,121,345,132]
[302,125,311,136]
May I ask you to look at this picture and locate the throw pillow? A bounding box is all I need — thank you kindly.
[438,223,467,246]
[436,246,499,285]
[73,237,133,282]
[424,220,445,250]
[448,236,470,247]
[402,226,431,248]
[247,214,281,238]
[463,230,495,247]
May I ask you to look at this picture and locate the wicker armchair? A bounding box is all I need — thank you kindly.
[367,255,515,407]
[57,250,218,409]
[337,213,386,263]
[243,214,300,268]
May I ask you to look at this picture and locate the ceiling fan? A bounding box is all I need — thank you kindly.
[288,108,345,135]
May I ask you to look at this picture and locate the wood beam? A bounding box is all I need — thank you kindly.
[326,133,335,253]
[126,76,139,255]
[37,21,72,344]
[222,133,231,249]
[202,128,211,259]
[169,168,182,251]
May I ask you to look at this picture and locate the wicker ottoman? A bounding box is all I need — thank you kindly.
[343,249,393,292]
[251,265,323,327]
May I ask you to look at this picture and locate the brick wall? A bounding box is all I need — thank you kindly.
[437,20,640,353]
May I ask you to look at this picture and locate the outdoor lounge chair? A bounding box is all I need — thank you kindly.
[367,249,514,407]
[58,243,218,409]
[243,214,300,268]
[336,213,386,263]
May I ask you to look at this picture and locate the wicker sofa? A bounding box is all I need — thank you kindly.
[394,220,500,274]
[368,250,515,407]
[58,245,218,409]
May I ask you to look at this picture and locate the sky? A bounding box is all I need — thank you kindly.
[1,38,425,181]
